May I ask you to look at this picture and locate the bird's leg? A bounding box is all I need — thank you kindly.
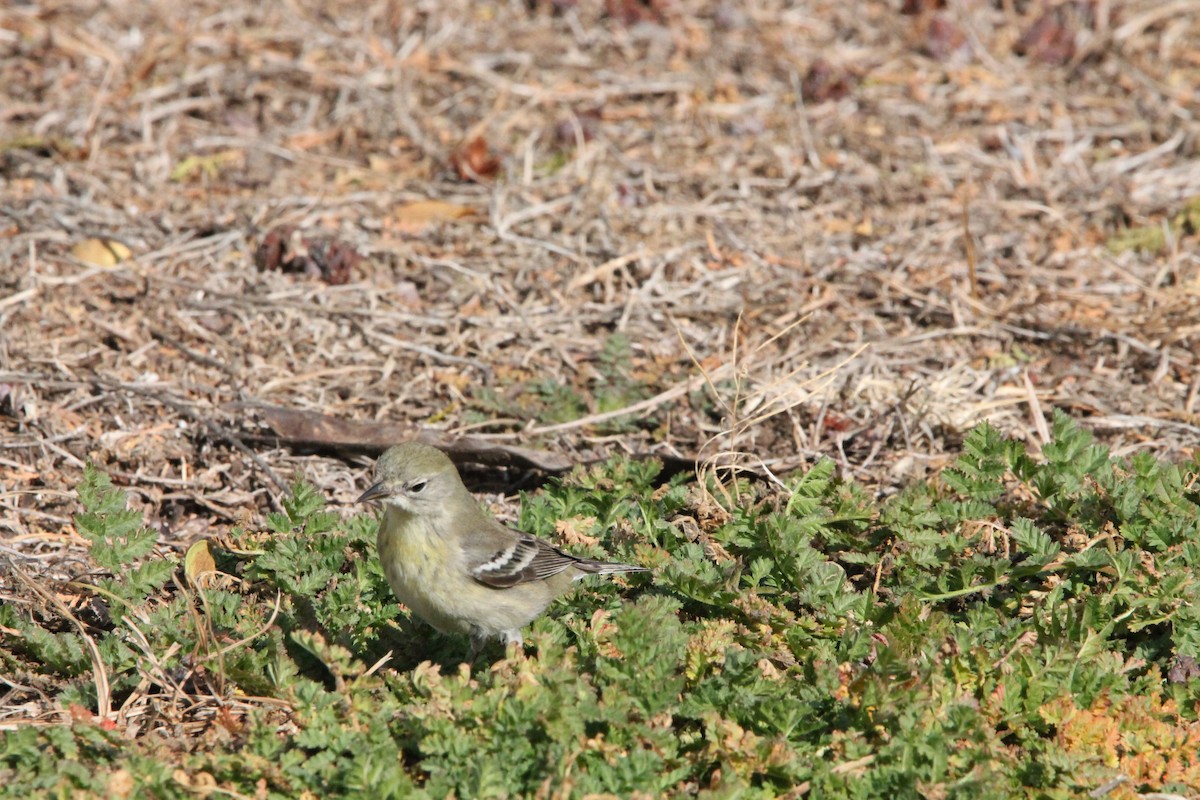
[503,629,524,659]
[468,633,488,666]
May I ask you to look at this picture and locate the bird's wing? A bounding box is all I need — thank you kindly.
[466,525,581,589]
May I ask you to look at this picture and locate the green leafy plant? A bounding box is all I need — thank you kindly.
[74,465,175,619]
[5,414,1200,797]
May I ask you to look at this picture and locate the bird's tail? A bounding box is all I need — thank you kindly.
[573,558,649,579]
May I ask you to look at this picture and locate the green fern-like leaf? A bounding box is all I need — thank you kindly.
[942,422,1022,500]
[73,464,171,610]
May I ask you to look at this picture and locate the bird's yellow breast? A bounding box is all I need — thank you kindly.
[376,505,473,635]
[375,504,564,640]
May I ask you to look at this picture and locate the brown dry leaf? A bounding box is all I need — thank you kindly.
[434,370,471,391]
[388,200,478,234]
[285,129,341,151]
[1015,7,1077,65]
[900,0,945,13]
[556,516,601,548]
[106,769,135,799]
[0,462,39,482]
[923,14,968,61]
[70,238,131,267]
[605,0,667,26]
[449,137,502,182]
[802,59,856,103]
[589,608,622,658]
[254,226,361,285]
[364,153,418,176]
[824,216,873,235]
[458,295,487,318]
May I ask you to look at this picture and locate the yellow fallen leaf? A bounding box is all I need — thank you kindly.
[184,539,218,586]
[70,238,131,267]
[388,200,477,233]
[170,150,242,182]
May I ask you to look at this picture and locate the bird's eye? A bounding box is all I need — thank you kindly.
[408,480,428,494]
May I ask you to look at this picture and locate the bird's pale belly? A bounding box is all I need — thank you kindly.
[377,512,472,635]
[376,507,551,639]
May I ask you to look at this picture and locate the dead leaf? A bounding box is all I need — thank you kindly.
[251,405,576,472]
[106,769,135,799]
[1015,7,1077,65]
[255,226,361,285]
[556,516,601,548]
[285,129,341,151]
[388,200,478,234]
[923,13,968,61]
[449,137,502,182]
[900,0,945,13]
[434,370,472,392]
[802,59,855,103]
[184,539,218,587]
[170,150,242,182]
[70,238,131,267]
[605,0,667,26]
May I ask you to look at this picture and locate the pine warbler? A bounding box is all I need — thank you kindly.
[358,442,647,653]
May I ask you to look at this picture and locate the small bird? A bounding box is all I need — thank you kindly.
[357,442,648,654]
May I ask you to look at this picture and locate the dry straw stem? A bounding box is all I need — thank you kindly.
[681,312,868,509]
[5,559,112,724]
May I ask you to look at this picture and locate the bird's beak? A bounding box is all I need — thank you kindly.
[356,482,389,503]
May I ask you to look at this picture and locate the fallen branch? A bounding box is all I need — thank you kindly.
[241,404,577,472]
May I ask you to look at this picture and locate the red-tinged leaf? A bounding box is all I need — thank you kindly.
[449,137,502,182]
[1014,7,1077,65]
[254,225,361,285]
[923,13,969,61]
[604,0,667,26]
[802,60,856,103]
[901,0,945,14]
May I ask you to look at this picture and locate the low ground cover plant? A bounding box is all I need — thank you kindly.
[2,412,1199,798]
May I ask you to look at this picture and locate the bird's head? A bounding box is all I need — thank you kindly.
[356,442,462,513]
